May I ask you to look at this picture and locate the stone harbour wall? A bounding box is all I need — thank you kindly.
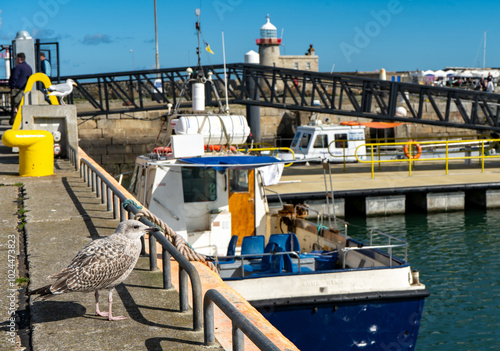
[77,102,484,177]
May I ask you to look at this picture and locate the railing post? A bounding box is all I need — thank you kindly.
[87,167,91,186]
[149,233,158,271]
[91,171,96,193]
[113,194,119,219]
[163,247,172,289]
[105,186,111,211]
[232,325,244,351]
[101,182,107,204]
[203,298,215,346]
[96,177,101,198]
[119,199,126,222]
[179,268,189,312]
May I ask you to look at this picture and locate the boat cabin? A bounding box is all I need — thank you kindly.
[284,123,367,162]
[128,149,283,256]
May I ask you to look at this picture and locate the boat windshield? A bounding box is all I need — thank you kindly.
[181,167,217,202]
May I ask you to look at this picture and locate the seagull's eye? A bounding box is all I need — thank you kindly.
[133,225,139,229]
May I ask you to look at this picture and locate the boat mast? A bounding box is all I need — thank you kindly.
[195,8,204,78]
[483,30,486,69]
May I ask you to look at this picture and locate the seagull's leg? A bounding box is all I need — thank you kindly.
[107,289,126,321]
[95,290,109,317]
[60,97,66,105]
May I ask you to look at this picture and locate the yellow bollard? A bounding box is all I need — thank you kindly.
[11,72,59,131]
[2,130,54,177]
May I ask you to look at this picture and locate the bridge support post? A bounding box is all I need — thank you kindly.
[245,51,261,143]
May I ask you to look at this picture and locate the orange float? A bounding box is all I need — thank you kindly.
[153,146,172,155]
[205,145,237,152]
[340,121,360,126]
[403,142,422,159]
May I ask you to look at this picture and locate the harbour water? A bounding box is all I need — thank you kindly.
[346,209,500,350]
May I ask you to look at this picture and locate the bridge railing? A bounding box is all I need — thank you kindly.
[50,63,500,132]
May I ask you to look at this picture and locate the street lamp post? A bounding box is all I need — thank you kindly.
[129,49,134,71]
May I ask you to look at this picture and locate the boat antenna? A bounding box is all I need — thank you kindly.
[222,31,229,113]
[195,8,204,77]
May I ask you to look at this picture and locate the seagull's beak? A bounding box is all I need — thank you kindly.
[146,226,157,234]
[73,82,78,86]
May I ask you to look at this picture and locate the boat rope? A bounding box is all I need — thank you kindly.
[133,207,217,272]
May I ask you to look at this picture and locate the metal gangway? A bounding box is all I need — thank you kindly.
[3,63,500,132]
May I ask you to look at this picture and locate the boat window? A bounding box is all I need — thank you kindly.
[229,169,249,193]
[335,133,349,148]
[181,167,217,202]
[291,132,302,148]
[299,133,312,149]
[313,134,328,148]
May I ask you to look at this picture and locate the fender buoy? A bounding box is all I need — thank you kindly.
[403,142,422,159]
[153,146,172,155]
[205,145,237,152]
[340,121,360,126]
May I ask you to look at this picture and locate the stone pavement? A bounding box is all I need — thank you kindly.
[0,121,224,351]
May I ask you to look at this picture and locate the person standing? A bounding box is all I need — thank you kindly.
[40,52,51,77]
[8,52,33,125]
[486,76,495,93]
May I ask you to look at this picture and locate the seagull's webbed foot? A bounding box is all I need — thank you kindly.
[95,289,127,321]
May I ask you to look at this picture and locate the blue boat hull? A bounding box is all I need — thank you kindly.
[257,294,427,351]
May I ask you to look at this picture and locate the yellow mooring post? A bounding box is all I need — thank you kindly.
[4,73,58,177]
[2,130,54,177]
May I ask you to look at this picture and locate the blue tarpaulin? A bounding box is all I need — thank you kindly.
[179,155,282,170]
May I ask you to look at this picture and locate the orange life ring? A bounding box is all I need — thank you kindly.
[340,121,360,126]
[403,142,422,159]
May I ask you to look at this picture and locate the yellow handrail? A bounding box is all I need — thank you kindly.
[239,147,295,167]
[355,139,500,178]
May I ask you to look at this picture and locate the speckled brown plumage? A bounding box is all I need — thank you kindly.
[29,220,156,320]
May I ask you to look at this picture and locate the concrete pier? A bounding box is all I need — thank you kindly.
[0,122,298,351]
[266,162,500,217]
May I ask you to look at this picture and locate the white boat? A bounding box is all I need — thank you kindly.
[279,121,367,163]
[128,11,429,351]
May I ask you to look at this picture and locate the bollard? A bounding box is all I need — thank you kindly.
[2,130,54,177]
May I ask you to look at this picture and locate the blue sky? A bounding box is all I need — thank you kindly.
[0,0,498,76]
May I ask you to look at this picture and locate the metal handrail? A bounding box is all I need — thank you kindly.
[70,147,283,349]
[342,227,408,268]
[239,146,295,167]
[204,289,280,351]
[355,138,500,178]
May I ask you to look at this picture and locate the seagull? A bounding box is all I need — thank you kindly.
[46,78,77,105]
[28,220,156,321]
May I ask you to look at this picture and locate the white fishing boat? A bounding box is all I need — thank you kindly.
[128,11,429,351]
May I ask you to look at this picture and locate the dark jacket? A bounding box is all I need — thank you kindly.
[9,61,33,89]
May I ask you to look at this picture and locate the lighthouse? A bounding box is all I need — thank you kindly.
[256,15,281,67]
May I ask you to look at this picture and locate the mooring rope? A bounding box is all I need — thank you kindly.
[133,206,217,272]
